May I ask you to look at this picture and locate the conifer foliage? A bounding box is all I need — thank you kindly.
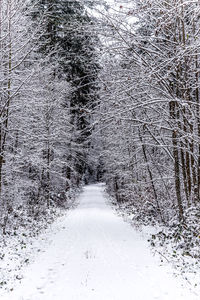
[32,0,99,183]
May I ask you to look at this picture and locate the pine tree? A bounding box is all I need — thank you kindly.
[31,0,99,186]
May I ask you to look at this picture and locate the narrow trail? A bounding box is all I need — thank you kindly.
[2,184,198,300]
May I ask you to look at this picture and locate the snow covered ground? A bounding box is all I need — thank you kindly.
[1,183,199,300]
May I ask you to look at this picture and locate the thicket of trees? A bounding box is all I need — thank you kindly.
[0,0,99,234]
[96,0,200,227]
[1,0,200,246]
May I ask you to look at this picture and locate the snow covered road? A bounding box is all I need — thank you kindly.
[2,184,199,300]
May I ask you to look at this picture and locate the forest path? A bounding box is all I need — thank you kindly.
[2,183,198,300]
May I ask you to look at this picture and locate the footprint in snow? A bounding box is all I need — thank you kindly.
[48,268,54,272]
[84,250,95,259]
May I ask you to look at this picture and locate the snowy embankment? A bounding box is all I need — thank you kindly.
[0,197,76,293]
[114,199,200,294]
[1,184,199,300]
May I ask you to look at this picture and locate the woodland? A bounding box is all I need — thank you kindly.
[0,0,200,280]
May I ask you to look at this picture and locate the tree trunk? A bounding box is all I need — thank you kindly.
[169,101,184,221]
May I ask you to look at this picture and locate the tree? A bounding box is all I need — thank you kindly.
[31,0,100,185]
[0,0,39,210]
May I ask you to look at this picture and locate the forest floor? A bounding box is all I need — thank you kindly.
[0,183,199,300]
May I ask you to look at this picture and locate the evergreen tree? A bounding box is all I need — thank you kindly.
[31,0,99,186]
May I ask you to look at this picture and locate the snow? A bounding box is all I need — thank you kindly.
[1,183,199,300]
